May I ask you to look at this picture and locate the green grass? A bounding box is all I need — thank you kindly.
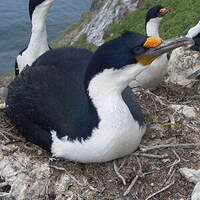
[54,0,200,51]
[0,71,14,80]
[52,21,82,48]
[53,33,97,51]
[53,12,91,48]
[72,34,97,51]
[107,0,200,41]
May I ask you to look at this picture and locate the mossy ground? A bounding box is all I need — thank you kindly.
[0,72,14,80]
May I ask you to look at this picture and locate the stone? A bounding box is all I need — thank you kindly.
[171,104,196,119]
[0,102,5,109]
[179,168,200,184]
[192,182,200,200]
[0,153,72,200]
[58,0,140,47]
[149,124,166,137]
[0,87,8,100]
[167,47,200,86]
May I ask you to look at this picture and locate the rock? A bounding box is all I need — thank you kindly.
[0,87,8,100]
[179,168,200,184]
[167,47,200,86]
[59,0,140,46]
[170,104,196,119]
[0,102,6,109]
[192,182,200,200]
[0,153,72,200]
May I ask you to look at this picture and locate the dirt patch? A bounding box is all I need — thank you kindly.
[0,81,200,199]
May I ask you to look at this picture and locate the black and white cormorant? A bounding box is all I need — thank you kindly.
[15,0,54,75]
[6,32,193,163]
[129,5,169,88]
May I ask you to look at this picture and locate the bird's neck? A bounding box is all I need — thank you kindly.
[85,65,145,147]
[27,1,53,54]
[146,18,162,37]
[87,64,146,110]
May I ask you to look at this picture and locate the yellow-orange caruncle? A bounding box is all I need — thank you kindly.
[159,8,168,13]
[143,36,163,48]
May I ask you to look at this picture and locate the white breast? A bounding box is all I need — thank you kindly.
[51,67,146,163]
[51,95,146,163]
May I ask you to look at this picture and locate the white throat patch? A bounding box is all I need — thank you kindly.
[146,17,162,37]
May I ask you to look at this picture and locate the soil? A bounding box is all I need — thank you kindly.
[0,78,200,200]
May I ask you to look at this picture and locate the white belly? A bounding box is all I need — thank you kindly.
[51,97,146,163]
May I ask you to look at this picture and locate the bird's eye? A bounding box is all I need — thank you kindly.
[132,47,145,55]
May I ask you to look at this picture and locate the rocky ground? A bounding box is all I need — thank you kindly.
[0,67,200,199]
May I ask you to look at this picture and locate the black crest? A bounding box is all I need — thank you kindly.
[145,5,164,24]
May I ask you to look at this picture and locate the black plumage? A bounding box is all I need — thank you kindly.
[8,48,96,151]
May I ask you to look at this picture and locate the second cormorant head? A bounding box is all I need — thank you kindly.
[146,5,169,37]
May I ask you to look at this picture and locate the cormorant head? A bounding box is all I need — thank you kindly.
[29,0,54,20]
[86,31,194,90]
[146,5,169,25]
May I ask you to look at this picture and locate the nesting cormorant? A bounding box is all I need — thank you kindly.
[6,32,193,163]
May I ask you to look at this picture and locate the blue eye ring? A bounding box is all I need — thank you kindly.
[132,47,145,55]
